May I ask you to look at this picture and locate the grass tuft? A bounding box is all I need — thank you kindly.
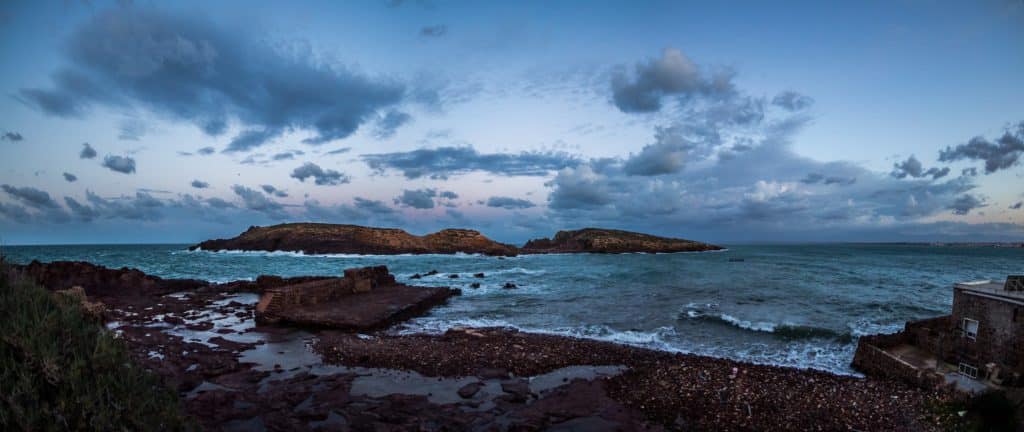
[0,261,193,431]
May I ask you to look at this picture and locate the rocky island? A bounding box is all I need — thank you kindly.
[193,223,722,256]
[190,223,519,256]
[522,227,722,254]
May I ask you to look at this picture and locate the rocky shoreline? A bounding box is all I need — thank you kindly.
[190,223,723,256]
[8,260,954,431]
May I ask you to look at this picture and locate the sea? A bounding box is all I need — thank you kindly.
[4,243,1022,375]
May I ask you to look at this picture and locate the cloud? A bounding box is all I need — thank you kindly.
[890,155,950,180]
[272,150,304,161]
[623,126,695,176]
[197,146,216,155]
[486,196,535,209]
[373,110,412,139]
[191,179,209,189]
[363,146,579,179]
[547,165,613,209]
[2,131,24,141]
[938,121,1024,174]
[79,143,97,159]
[18,7,405,152]
[419,25,447,37]
[439,190,458,199]
[771,91,814,112]
[63,172,78,182]
[0,202,33,223]
[2,184,61,209]
[325,147,351,155]
[82,190,165,221]
[1010,201,1022,210]
[610,48,735,113]
[101,155,136,174]
[949,194,985,215]
[394,188,436,209]
[117,118,147,140]
[231,185,287,219]
[260,184,288,197]
[290,162,350,185]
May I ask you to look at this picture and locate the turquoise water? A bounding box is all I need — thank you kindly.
[4,243,1021,374]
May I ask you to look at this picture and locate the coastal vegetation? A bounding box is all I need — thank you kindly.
[0,260,191,431]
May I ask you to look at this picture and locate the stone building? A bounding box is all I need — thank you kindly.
[852,275,1024,391]
[948,277,1024,385]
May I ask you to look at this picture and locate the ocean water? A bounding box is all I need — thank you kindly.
[4,243,1022,375]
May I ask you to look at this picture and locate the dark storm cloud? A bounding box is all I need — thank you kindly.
[63,172,78,182]
[18,7,405,151]
[260,184,288,197]
[949,194,985,215]
[890,155,949,180]
[394,188,436,209]
[363,146,579,179]
[486,196,535,209]
[197,146,216,155]
[191,180,209,189]
[290,162,350,185]
[231,185,287,219]
[771,91,814,112]
[2,184,60,209]
[610,48,735,113]
[101,155,136,174]
[419,25,447,37]
[79,143,97,159]
[938,121,1024,174]
[2,131,24,141]
[373,110,412,139]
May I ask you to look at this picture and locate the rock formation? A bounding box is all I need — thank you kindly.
[13,260,208,297]
[191,223,519,256]
[521,228,722,254]
[254,265,460,330]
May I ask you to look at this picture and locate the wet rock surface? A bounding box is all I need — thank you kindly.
[17,260,952,431]
[522,228,722,254]
[191,223,519,256]
[316,327,952,431]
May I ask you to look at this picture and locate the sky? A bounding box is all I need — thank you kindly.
[1,0,1023,245]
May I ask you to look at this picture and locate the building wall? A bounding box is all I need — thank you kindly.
[950,288,1024,382]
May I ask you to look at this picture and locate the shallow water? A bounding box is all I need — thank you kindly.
[5,243,1022,374]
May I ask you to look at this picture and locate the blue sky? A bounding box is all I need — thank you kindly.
[1,0,1023,245]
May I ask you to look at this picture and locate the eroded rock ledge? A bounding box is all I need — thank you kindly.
[522,228,722,254]
[190,223,519,256]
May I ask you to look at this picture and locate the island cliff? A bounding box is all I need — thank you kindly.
[190,223,519,256]
[521,227,722,254]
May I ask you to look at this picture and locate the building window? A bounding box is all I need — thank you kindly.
[961,318,979,340]
[958,362,979,379]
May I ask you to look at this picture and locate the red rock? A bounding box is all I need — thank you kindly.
[522,228,721,254]
[191,223,519,256]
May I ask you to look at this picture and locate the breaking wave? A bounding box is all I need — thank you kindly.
[681,307,853,342]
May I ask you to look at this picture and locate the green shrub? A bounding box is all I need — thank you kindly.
[0,264,194,431]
